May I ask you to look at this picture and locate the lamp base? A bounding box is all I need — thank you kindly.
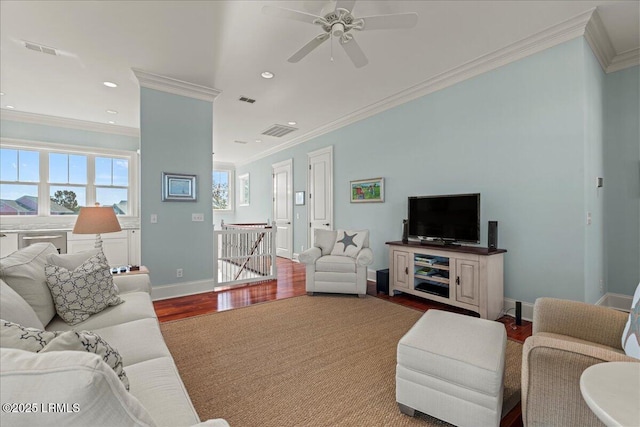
[94,234,103,249]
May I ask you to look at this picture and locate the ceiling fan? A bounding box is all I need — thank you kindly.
[262,0,418,68]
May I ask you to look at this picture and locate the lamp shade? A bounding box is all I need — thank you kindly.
[73,206,122,235]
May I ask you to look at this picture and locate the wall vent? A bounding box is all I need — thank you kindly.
[238,96,256,104]
[261,124,298,137]
[23,41,58,56]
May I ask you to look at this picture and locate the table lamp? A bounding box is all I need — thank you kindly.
[73,203,122,249]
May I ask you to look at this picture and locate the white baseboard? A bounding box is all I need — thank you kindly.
[151,278,214,301]
[595,292,633,312]
[292,253,300,262]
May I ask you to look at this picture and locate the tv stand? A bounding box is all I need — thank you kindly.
[386,241,506,320]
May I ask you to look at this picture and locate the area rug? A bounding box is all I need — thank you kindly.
[161,295,522,426]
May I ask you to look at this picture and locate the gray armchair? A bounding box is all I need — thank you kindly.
[299,229,373,297]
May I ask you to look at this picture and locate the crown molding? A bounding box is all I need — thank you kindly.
[606,47,640,73]
[236,8,596,167]
[132,68,221,102]
[584,9,616,71]
[0,109,140,137]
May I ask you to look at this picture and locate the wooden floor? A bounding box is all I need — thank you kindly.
[153,257,532,427]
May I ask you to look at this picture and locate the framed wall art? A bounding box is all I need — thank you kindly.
[350,177,384,203]
[162,172,197,202]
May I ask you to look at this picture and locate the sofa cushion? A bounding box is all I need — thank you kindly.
[316,255,356,273]
[622,282,640,359]
[314,229,337,255]
[330,229,368,258]
[0,243,58,326]
[1,320,129,390]
[92,318,172,367]
[0,347,156,427]
[0,279,44,329]
[46,248,100,271]
[45,249,122,325]
[46,291,156,331]
[125,357,200,427]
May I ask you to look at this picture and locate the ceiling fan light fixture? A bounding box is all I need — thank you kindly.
[261,71,274,79]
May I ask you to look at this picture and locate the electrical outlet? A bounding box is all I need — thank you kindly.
[192,213,204,222]
[151,214,158,224]
[176,268,183,278]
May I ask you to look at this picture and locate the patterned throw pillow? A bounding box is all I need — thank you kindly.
[0,320,129,390]
[622,282,640,359]
[45,250,122,325]
[330,229,368,258]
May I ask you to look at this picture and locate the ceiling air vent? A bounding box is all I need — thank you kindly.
[238,96,256,104]
[234,140,248,144]
[24,41,58,56]
[261,124,298,138]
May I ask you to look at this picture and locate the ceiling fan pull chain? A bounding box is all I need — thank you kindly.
[330,32,334,62]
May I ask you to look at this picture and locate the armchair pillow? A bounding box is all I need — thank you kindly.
[330,230,368,258]
[0,279,44,329]
[314,229,337,255]
[0,243,58,326]
[45,249,122,325]
[622,282,640,359]
[1,320,129,390]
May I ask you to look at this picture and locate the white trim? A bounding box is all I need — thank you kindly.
[584,9,615,72]
[132,68,221,102]
[0,109,139,137]
[292,253,300,262]
[367,268,376,283]
[595,292,634,312]
[151,278,214,301]
[606,48,640,74]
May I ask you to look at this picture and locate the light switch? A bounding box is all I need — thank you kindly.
[192,213,204,222]
[151,214,158,224]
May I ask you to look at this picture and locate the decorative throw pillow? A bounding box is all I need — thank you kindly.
[0,243,59,326]
[330,229,368,258]
[45,250,122,325]
[314,229,337,255]
[0,320,129,390]
[46,248,100,271]
[0,279,45,329]
[621,282,640,359]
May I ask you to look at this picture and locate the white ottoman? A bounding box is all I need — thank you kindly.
[396,310,507,427]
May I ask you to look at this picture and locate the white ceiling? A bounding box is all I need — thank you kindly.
[1,1,638,164]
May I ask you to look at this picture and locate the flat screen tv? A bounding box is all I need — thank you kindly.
[408,193,480,244]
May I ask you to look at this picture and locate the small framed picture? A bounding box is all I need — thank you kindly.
[295,191,305,206]
[350,177,384,203]
[162,172,197,202]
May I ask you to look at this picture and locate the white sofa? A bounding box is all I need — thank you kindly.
[0,243,229,427]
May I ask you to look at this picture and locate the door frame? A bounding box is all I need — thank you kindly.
[307,146,334,248]
[272,158,293,259]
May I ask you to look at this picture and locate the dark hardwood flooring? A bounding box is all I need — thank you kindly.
[153,257,532,427]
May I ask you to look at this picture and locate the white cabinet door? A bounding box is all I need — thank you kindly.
[393,250,411,290]
[455,259,479,306]
[68,230,130,267]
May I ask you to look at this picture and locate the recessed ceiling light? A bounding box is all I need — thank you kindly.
[261,71,274,79]
[5,105,15,109]
[106,109,118,114]
[108,120,116,124]
[255,139,262,143]
[103,81,118,88]
[0,92,4,96]
[288,121,297,126]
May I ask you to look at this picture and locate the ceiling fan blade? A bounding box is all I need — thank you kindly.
[288,34,330,63]
[360,12,418,31]
[340,37,368,68]
[335,0,356,12]
[262,5,322,25]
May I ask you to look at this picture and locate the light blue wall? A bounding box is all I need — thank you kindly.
[582,41,606,304]
[140,88,214,286]
[604,65,640,295]
[0,119,139,151]
[236,38,599,304]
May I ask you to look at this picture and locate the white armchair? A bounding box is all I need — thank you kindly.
[299,229,373,297]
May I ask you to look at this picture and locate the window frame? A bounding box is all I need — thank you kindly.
[0,138,138,224]
[212,167,234,212]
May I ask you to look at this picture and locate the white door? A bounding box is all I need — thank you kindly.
[307,146,333,248]
[272,159,293,259]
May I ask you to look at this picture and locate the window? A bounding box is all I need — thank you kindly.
[212,169,232,210]
[0,142,136,217]
[238,173,250,206]
[0,149,39,215]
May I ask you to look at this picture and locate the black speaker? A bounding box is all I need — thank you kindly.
[515,301,522,326]
[402,219,409,243]
[488,221,498,250]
